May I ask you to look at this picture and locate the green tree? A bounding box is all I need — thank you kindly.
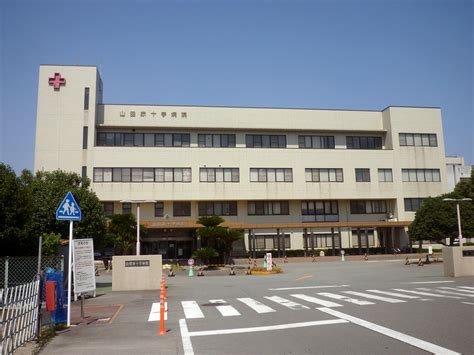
[192,247,219,265]
[196,216,243,263]
[23,170,107,250]
[107,214,140,255]
[409,170,474,246]
[42,232,61,256]
[0,164,33,255]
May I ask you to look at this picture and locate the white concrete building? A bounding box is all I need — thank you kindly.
[35,65,449,259]
[445,156,472,191]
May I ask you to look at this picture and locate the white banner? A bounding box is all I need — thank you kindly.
[266,253,273,271]
[73,239,96,294]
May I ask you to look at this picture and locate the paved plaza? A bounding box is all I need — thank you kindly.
[42,260,473,355]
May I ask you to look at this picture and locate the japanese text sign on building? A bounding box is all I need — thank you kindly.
[119,110,188,119]
[56,191,82,221]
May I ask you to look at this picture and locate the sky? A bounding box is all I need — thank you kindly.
[0,0,472,173]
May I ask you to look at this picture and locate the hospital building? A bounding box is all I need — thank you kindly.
[35,65,449,259]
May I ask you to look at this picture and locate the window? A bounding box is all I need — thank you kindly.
[402,169,441,182]
[306,234,341,248]
[81,166,87,179]
[103,202,114,217]
[94,167,191,182]
[200,168,239,182]
[404,198,426,212]
[301,201,338,222]
[305,168,343,182]
[350,200,388,214]
[247,201,289,215]
[84,88,89,110]
[351,229,376,247]
[346,136,382,149]
[298,135,335,149]
[122,202,131,214]
[83,127,88,149]
[246,135,286,148]
[254,235,291,250]
[399,133,437,147]
[173,202,191,216]
[355,168,370,182]
[378,169,393,182]
[198,201,238,216]
[198,134,236,148]
[154,202,164,217]
[250,168,292,182]
[96,132,190,147]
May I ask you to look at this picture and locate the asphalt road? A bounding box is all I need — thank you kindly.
[42,260,474,355]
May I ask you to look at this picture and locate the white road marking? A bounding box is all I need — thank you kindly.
[148,302,167,321]
[182,301,204,319]
[317,292,374,305]
[392,289,463,299]
[343,291,405,303]
[290,294,343,308]
[237,298,276,314]
[317,307,460,355]
[264,296,311,310]
[366,290,420,299]
[268,285,350,291]
[458,286,474,290]
[439,287,474,294]
[461,302,474,305]
[416,288,474,298]
[419,299,434,301]
[407,281,454,284]
[209,299,240,317]
[187,319,348,337]
[179,319,194,355]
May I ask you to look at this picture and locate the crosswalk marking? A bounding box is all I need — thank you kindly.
[392,289,463,299]
[148,302,167,321]
[182,301,205,319]
[439,287,474,294]
[417,288,474,298]
[343,291,405,303]
[290,294,343,308]
[365,290,420,299]
[317,292,374,305]
[458,286,474,291]
[264,296,311,310]
[237,298,276,313]
[209,299,241,317]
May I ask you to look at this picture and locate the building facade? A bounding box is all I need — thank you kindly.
[35,65,449,259]
[445,156,472,191]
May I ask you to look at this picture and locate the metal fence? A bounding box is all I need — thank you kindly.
[1,256,63,289]
[0,279,40,355]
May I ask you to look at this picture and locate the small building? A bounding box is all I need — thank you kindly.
[35,65,450,259]
[445,156,472,191]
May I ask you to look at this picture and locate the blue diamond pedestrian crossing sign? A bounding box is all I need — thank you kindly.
[56,191,82,221]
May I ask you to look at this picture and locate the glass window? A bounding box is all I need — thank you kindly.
[132,168,142,182]
[231,168,239,182]
[97,133,106,146]
[356,168,370,182]
[164,168,173,182]
[224,169,232,182]
[155,134,165,147]
[154,202,164,217]
[409,170,417,182]
[144,133,155,146]
[406,134,414,146]
[93,168,103,182]
[124,133,134,146]
[320,169,329,182]
[173,134,182,147]
[122,168,131,182]
[103,202,114,217]
[143,168,154,182]
[106,133,115,146]
[103,168,112,182]
[432,170,440,182]
[155,168,164,182]
[122,202,131,214]
[414,134,422,146]
[250,169,258,182]
[399,133,407,146]
[429,134,437,147]
[174,168,183,182]
[134,134,144,146]
[164,134,173,147]
[173,202,191,216]
[336,169,344,182]
[216,169,224,182]
[421,134,430,146]
[113,168,122,182]
[183,168,192,182]
[276,169,284,182]
[200,169,208,182]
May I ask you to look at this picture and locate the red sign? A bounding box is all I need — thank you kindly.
[48,73,66,90]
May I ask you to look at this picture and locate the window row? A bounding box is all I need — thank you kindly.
[254,235,291,250]
[305,234,341,248]
[346,136,383,150]
[250,168,293,182]
[305,168,343,182]
[246,135,287,148]
[104,200,394,217]
[402,169,441,182]
[97,132,191,147]
[399,133,437,147]
[350,200,388,214]
[198,134,236,148]
[298,136,335,149]
[93,168,192,182]
[404,198,426,212]
[200,168,240,182]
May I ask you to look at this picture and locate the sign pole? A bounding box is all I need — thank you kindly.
[67,220,73,327]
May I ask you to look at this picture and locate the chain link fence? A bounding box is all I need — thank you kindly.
[1,256,64,289]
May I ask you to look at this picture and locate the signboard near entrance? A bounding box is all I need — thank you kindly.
[73,239,96,294]
[266,253,272,271]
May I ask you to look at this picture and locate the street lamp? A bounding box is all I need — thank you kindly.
[121,200,156,255]
[442,198,472,247]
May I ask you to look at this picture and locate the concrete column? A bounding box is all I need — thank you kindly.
[303,228,308,256]
[248,229,253,256]
[357,228,362,255]
[331,227,336,255]
[391,226,395,251]
[365,228,369,255]
[280,229,286,257]
[310,230,315,254]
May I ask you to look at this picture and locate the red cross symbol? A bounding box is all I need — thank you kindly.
[48,73,66,90]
